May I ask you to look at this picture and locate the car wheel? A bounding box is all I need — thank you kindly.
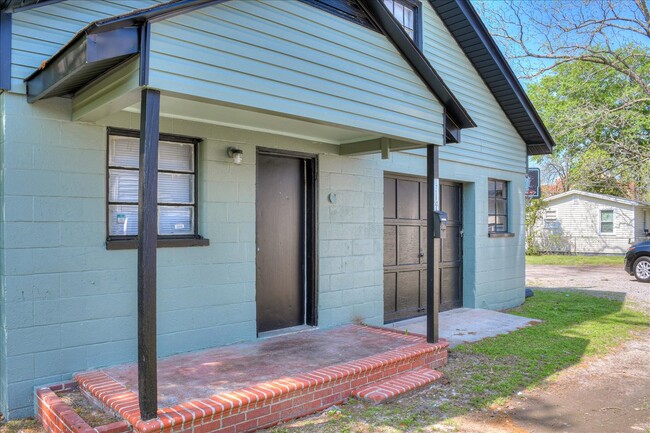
[633,257,650,282]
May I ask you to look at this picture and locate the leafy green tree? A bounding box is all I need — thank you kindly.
[525,198,547,255]
[527,51,650,200]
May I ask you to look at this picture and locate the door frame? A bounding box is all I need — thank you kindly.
[255,147,318,333]
[439,180,464,311]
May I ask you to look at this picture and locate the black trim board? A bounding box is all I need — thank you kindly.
[25,27,139,102]
[0,12,10,90]
[429,0,554,154]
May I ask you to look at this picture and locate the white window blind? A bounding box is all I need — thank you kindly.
[107,133,197,237]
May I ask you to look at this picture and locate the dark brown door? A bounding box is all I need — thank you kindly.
[383,176,463,322]
[383,175,428,322]
[439,181,463,312]
[256,153,305,333]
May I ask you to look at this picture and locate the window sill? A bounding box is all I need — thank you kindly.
[106,236,210,250]
[488,232,515,238]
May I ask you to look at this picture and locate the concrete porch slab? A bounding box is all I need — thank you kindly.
[386,308,540,348]
[39,325,448,433]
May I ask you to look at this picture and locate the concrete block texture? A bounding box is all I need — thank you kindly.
[0,24,529,414]
[0,95,384,416]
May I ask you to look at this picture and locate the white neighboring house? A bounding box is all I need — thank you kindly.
[536,190,650,255]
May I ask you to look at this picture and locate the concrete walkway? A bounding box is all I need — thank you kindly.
[386,308,540,347]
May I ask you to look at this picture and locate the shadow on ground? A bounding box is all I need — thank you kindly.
[262,289,650,433]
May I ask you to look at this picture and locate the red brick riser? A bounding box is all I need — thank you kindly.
[38,330,448,433]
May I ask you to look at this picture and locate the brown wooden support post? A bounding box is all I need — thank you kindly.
[426,144,439,343]
[138,88,160,420]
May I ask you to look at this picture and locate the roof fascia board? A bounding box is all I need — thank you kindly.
[358,0,476,133]
[434,0,554,153]
[26,27,139,102]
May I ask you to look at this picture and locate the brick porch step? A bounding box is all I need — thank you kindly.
[38,327,449,433]
[352,367,444,402]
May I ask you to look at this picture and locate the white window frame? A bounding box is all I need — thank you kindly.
[599,209,615,234]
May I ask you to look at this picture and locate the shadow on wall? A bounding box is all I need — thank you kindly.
[535,223,573,254]
[534,220,631,255]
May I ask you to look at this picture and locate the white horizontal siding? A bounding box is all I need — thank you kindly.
[421,2,527,173]
[634,206,650,242]
[536,195,636,254]
[148,0,444,144]
[9,0,165,93]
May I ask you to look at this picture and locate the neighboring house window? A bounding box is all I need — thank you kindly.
[488,179,508,233]
[107,129,199,240]
[600,209,614,234]
[544,209,559,229]
[383,0,421,46]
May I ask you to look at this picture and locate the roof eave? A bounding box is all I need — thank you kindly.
[429,0,555,155]
[25,27,139,102]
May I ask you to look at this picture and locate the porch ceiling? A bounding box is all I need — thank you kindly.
[122,94,412,147]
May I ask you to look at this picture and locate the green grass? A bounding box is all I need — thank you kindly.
[526,254,624,266]
[450,290,649,407]
[267,290,650,432]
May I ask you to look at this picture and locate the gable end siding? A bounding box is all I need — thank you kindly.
[147,0,445,144]
[421,2,527,173]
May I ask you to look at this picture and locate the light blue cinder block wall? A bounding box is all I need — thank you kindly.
[0,93,387,418]
[0,0,533,419]
[0,95,528,418]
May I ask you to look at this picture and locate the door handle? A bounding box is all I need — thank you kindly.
[418,250,424,258]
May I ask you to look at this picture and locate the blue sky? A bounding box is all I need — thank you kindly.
[471,0,649,85]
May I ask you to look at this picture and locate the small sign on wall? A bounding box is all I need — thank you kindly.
[526,168,541,199]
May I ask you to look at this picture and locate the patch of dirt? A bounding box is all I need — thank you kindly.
[56,389,121,427]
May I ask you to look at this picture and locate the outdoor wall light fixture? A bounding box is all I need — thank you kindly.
[228,147,243,165]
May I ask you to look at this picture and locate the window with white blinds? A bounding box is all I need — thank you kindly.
[107,131,198,238]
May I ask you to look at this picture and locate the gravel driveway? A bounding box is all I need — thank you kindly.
[526,264,650,313]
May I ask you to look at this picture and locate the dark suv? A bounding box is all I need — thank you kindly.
[625,240,650,282]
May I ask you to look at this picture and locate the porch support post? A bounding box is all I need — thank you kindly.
[137,88,160,420]
[426,144,439,343]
